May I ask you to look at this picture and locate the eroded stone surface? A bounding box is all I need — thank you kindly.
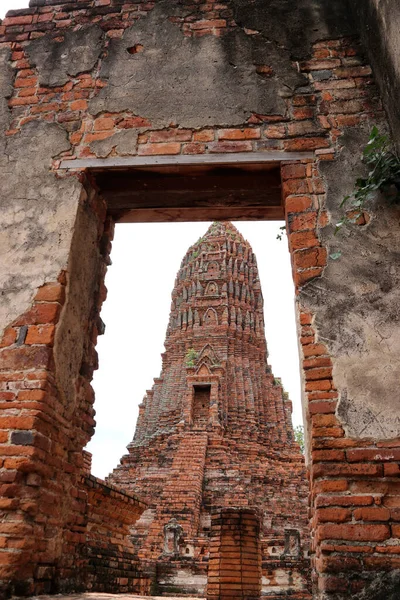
[353,0,400,150]
[90,129,140,158]
[232,0,356,59]
[26,25,104,87]
[0,121,81,338]
[300,127,400,439]
[352,570,400,600]
[89,2,304,127]
[0,48,13,158]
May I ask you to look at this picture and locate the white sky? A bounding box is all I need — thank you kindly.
[1,0,29,18]
[1,0,304,480]
[87,222,302,478]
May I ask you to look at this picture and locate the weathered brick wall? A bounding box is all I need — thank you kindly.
[351,0,400,150]
[0,0,399,598]
[82,474,150,594]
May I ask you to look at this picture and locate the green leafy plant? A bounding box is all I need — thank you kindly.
[294,425,305,454]
[335,126,400,234]
[185,348,198,367]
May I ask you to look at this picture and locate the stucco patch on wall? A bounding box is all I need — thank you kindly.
[90,129,140,158]
[300,127,400,439]
[0,48,13,160]
[26,24,104,87]
[0,121,82,338]
[89,3,304,128]
[231,0,356,59]
[352,0,400,149]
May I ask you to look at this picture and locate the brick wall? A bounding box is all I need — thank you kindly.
[207,509,262,600]
[82,474,150,594]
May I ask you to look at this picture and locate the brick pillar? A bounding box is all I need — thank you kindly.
[207,509,261,600]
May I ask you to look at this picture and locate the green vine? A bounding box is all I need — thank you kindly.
[335,126,400,235]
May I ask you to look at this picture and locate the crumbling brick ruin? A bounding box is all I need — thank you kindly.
[108,221,311,598]
[1,0,400,599]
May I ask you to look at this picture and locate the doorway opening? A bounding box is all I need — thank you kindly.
[192,385,211,429]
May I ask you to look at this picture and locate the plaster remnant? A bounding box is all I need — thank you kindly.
[352,0,400,151]
[231,0,356,59]
[0,48,13,160]
[352,570,400,600]
[26,25,104,87]
[89,3,304,128]
[90,129,140,158]
[0,121,82,339]
[300,127,400,440]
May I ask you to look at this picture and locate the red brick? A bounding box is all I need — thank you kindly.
[190,19,226,29]
[312,414,339,427]
[347,448,400,462]
[264,124,286,138]
[289,230,320,250]
[148,129,192,142]
[308,400,337,415]
[138,142,181,155]
[312,450,346,465]
[316,523,390,542]
[25,325,55,346]
[70,99,88,111]
[0,346,52,371]
[306,367,333,381]
[283,179,310,195]
[284,137,330,151]
[281,164,307,179]
[300,59,341,71]
[0,328,17,348]
[333,65,372,78]
[193,129,214,142]
[292,94,317,106]
[313,480,348,494]
[85,131,113,143]
[290,212,318,232]
[207,141,253,153]
[292,246,327,269]
[183,142,205,154]
[93,117,115,131]
[218,128,260,140]
[302,343,329,358]
[285,195,313,213]
[354,507,390,522]
[384,464,400,476]
[312,463,383,478]
[12,303,61,326]
[3,15,33,25]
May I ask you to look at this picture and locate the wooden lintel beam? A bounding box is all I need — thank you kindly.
[114,206,285,223]
[59,151,315,170]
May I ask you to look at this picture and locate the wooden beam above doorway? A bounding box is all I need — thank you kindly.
[60,151,314,222]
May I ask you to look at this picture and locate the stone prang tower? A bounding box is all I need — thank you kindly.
[109,222,311,599]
